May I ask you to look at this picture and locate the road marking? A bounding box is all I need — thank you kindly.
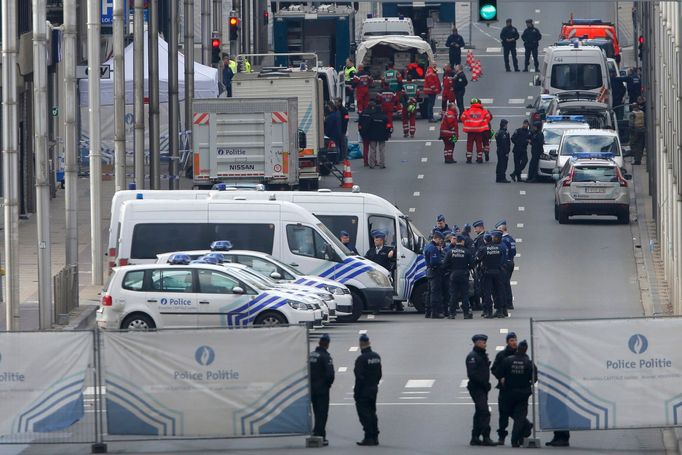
[425,141,432,146]
[520,190,526,195]
[349,346,359,352]
[405,379,435,388]
[480,98,494,104]
[514,266,520,271]
[517,223,524,228]
[486,47,501,53]
[338,367,348,372]
[535,20,540,25]
[518,206,525,211]
[527,95,534,100]
[500,328,509,334]
[511,281,518,286]
[367,314,375,320]
[437,95,442,100]
[496,346,505,351]
[460,379,468,388]
[421,157,428,162]
[429,126,435,131]
[400,396,427,400]
[403,391,430,394]
[330,402,499,406]
[535,8,541,13]
[417,174,424,179]
[516,238,523,243]
[525,111,530,115]
[528,82,533,87]
[409,208,416,213]
[359,329,367,334]
[508,98,524,104]
[413,191,421,197]
[516,253,521,258]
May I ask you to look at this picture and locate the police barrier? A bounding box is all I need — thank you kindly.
[0,331,97,445]
[533,317,682,431]
[100,326,311,439]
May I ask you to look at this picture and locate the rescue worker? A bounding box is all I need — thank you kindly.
[309,333,335,445]
[510,120,531,182]
[243,57,252,73]
[376,91,400,130]
[495,119,511,183]
[423,230,446,319]
[444,234,473,319]
[354,333,382,446]
[400,74,421,138]
[461,99,492,163]
[491,332,518,445]
[382,62,403,93]
[339,230,359,255]
[222,54,237,97]
[441,64,456,112]
[423,62,441,122]
[357,101,378,166]
[629,103,646,165]
[476,231,506,319]
[406,60,425,80]
[497,220,516,310]
[365,230,395,271]
[499,340,535,448]
[521,19,542,72]
[453,65,468,117]
[335,97,350,161]
[353,65,374,115]
[466,334,496,446]
[344,58,357,110]
[500,19,520,72]
[439,102,460,163]
[526,121,544,182]
[445,27,466,66]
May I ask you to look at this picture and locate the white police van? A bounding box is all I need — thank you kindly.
[115,198,393,321]
[156,244,351,321]
[97,255,323,330]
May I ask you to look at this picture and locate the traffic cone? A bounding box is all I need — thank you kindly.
[341,160,354,188]
[466,50,474,68]
[471,64,479,82]
[477,60,484,76]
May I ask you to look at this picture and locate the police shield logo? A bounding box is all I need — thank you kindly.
[628,334,648,354]
[195,346,216,366]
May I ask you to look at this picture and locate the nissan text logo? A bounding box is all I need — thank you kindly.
[628,334,648,354]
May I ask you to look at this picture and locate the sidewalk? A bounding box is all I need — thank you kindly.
[0,176,117,330]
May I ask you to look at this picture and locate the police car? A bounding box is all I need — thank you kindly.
[156,242,354,319]
[97,254,324,330]
[553,152,631,224]
[556,129,623,170]
[540,116,590,177]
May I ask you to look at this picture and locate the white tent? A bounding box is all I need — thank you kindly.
[79,35,219,106]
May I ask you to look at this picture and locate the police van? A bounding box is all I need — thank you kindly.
[115,198,393,321]
[97,256,323,330]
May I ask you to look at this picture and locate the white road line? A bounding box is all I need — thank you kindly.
[525,111,530,115]
[528,82,533,86]
[514,266,520,271]
[413,191,421,197]
[425,141,432,146]
[409,207,416,213]
[535,8,541,12]
[516,253,521,258]
[400,396,427,400]
[437,95,442,100]
[429,126,435,131]
[405,379,436,388]
[417,174,424,179]
[486,47,501,53]
[518,206,525,211]
[511,281,518,286]
[338,367,348,372]
[349,346,359,352]
[516,238,523,243]
[527,95,534,100]
[480,98,494,104]
[358,329,367,334]
[520,190,526,195]
[402,391,430,394]
[421,157,428,162]
[517,223,524,228]
[367,314,375,319]
[500,328,509,334]
[496,346,505,351]
[508,98,525,104]
[534,20,540,25]
[459,379,468,388]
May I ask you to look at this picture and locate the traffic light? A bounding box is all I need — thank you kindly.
[263,11,269,25]
[638,35,644,60]
[229,16,240,41]
[211,34,221,65]
[478,0,497,22]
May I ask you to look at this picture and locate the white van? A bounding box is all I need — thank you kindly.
[209,190,430,311]
[115,198,393,321]
[540,45,611,107]
[360,17,415,41]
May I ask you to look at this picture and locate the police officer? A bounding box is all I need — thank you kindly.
[472,220,486,251]
[309,333,335,445]
[433,214,450,237]
[445,27,466,66]
[500,340,535,448]
[491,332,518,445]
[339,230,359,255]
[510,120,531,182]
[477,231,507,318]
[445,234,473,319]
[500,19,520,72]
[462,223,475,253]
[526,121,544,182]
[497,220,516,310]
[344,58,357,109]
[354,333,382,446]
[365,230,395,272]
[423,230,446,319]
[471,220,486,305]
[466,334,497,446]
[495,119,511,183]
[521,19,542,72]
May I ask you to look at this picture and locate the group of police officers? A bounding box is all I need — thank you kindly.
[424,215,517,320]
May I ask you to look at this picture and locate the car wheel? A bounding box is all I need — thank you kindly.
[121,313,156,330]
[618,209,630,225]
[254,311,287,326]
[411,282,428,313]
[338,290,363,323]
[558,207,569,224]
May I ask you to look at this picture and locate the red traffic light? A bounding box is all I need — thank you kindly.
[638,35,644,45]
[212,38,220,48]
[229,17,239,27]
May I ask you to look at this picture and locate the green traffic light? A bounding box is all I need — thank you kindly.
[480,4,497,20]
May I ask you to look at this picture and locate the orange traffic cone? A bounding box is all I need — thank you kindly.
[477,60,484,76]
[471,65,479,82]
[341,160,354,188]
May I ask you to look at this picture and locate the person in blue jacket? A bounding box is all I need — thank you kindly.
[424,230,446,319]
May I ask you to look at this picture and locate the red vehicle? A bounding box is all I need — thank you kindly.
[560,18,621,63]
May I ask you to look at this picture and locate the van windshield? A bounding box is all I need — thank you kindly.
[560,136,620,156]
[551,64,603,91]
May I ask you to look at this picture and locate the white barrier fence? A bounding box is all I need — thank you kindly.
[533,317,682,431]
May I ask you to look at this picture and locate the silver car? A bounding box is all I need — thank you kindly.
[553,153,631,224]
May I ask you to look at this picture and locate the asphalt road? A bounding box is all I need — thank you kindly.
[17,2,667,455]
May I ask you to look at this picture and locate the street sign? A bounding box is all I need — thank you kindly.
[51,107,59,117]
[76,64,111,80]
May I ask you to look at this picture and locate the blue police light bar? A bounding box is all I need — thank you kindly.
[546,115,586,122]
[168,253,192,265]
[136,193,144,200]
[204,252,226,263]
[210,240,233,251]
[216,183,227,191]
[572,152,614,160]
[196,255,220,265]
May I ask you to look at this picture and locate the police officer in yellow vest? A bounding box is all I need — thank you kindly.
[344,58,357,110]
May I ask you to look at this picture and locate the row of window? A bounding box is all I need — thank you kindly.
[123,268,255,295]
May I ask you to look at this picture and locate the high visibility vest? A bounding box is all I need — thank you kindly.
[384,69,399,91]
[228,60,237,74]
[344,65,356,83]
[244,59,251,72]
[403,83,418,97]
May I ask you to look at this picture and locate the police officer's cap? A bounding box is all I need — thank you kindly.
[320,333,331,342]
[491,230,503,238]
[437,214,446,222]
[495,219,507,228]
[339,230,350,237]
[432,229,444,239]
[359,333,370,343]
[506,332,517,341]
[463,223,472,233]
[472,334,488,342]
[519,340,529,350]
[472,220,484,228]
[484,233,492,242]
[373,230,386,239]
[456,234,466,242]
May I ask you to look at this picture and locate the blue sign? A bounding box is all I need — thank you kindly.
[101,0,131,27]
[628,334,649,354]
[195,346,216,366]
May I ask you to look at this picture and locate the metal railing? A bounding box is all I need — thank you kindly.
[53,265,79,325]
